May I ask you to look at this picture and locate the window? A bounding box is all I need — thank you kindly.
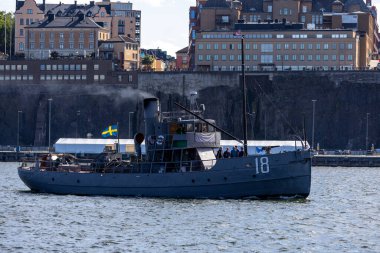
[348,55,353,61]
[20,19,24,25]
[323,55,328,61]
[245,55,250,61]
[276,44,281,50]
[222,44,227,50]
[30,42,35,49]
[308,44,313,50]
[300,55,304,61]
[292,55,297,61]
[284,44,289,50]
[261,44,273,53]
[206,43,211,50]
[253,44,258,50]
[302,6,307,13]
[27,9,33,14]
[331,55,337,61]
[307,55,313,61]
[316,44,321,50]
[230,44,235,50]
[323,44,329,50]
[198,55,203,61]
[19,42,24,51]
[276,34,284,39]
[261,55,273,63]
[198,44,203,50]
[268,5,272,12]
[206,55,211,61]
[94,64,99,70]
[347,43,353,50]
[229,55,234,61]
[340,55,344,61]
[20,29,24,36]
[276,55,281,61]
[40,42,45,49]
[332,43,337,50]
[221,55,227,61]
[245,43,250,50]
[214,55,219,61]
[59,42,64,49]
[300,44,305,50]
[292,44,297,50]
[90,42,94,49]
[316,34,323,38]
[69,42,74,49]
[301,16,305,23]
[214,43,219,50]
[339,43,345,50]
[253,55,258,61]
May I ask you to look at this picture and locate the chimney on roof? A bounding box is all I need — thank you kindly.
[75,1,77,6]
[366,0,372,6]
[90,1,95,6]
[48,13,55,22]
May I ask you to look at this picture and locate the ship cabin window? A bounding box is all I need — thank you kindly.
[186,123,194,132]
[195,123,210,133]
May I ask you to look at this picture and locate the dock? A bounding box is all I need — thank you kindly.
[312,154,380,167]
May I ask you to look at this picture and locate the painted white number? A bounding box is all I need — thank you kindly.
[255,157,270,174]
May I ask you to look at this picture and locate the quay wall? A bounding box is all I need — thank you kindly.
[1,71,380,150]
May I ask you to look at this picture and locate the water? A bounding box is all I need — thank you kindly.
[1,163,379,253]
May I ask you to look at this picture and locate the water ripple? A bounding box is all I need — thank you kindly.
[1,164,380,252]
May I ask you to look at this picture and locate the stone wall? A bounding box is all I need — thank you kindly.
[1,71,380,150]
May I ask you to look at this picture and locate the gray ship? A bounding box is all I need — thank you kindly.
[18,97,311,199]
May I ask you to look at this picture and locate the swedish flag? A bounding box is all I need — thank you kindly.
[102,125,118,138]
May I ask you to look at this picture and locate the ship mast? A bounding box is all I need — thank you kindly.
[240,33,248,156]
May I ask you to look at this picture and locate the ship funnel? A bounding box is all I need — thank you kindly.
[144,97,160,140]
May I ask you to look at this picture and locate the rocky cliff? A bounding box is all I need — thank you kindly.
[1,71,380,150]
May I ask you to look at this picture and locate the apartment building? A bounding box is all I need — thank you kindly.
[24,14,109,59]
[195,27,358,71]
[189,0,378,70]
[15,0,141,55]
[99,35,140,70]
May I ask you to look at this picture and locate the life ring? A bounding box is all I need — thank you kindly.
[156,135,165,145]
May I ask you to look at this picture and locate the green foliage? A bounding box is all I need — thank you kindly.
[142,55,154,69]
[0,12,15,56]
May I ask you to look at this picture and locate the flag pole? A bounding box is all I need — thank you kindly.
[117,122,120,153]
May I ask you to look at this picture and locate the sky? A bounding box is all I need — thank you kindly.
[3,0,380,56]
[2,0,194,56]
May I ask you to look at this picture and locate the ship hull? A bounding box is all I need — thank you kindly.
[18,151,311,199]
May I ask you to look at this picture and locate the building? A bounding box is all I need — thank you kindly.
[24,13,109,59]
[0,59,137,85]
[195,24,358,71]
[176,46,190,70]
[14,0,141,55]
[99,35,140,70]
[189,0,379,70]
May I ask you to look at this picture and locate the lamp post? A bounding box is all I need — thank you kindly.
[48,98,53,152]
[366,112,370,151]
[312,99,317,150]
[17,110,22,160]
[248,112,255,140]
[76,110,80,138]
[129,112,134,139]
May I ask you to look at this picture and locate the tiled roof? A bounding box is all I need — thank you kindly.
[203,0,230,8]
[26,16,102,29]
[176,47,188,54]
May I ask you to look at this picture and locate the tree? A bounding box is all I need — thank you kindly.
[0,12,15,57]
[50,51,59,59]
[142,55,154,71]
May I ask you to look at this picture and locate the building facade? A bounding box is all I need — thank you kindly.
[24,14,109,59]
[99,35,140,70]
[189,0,378,70]
[14,0,141,55]
[195,28,358,71]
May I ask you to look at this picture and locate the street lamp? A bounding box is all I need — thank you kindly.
[248,112,255,140]
[129,112,134,139]
[366,112,370,151]
[17,110,22,160]
[48,98,53,152]
[312,99,317,150]
[76,110,80,138]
